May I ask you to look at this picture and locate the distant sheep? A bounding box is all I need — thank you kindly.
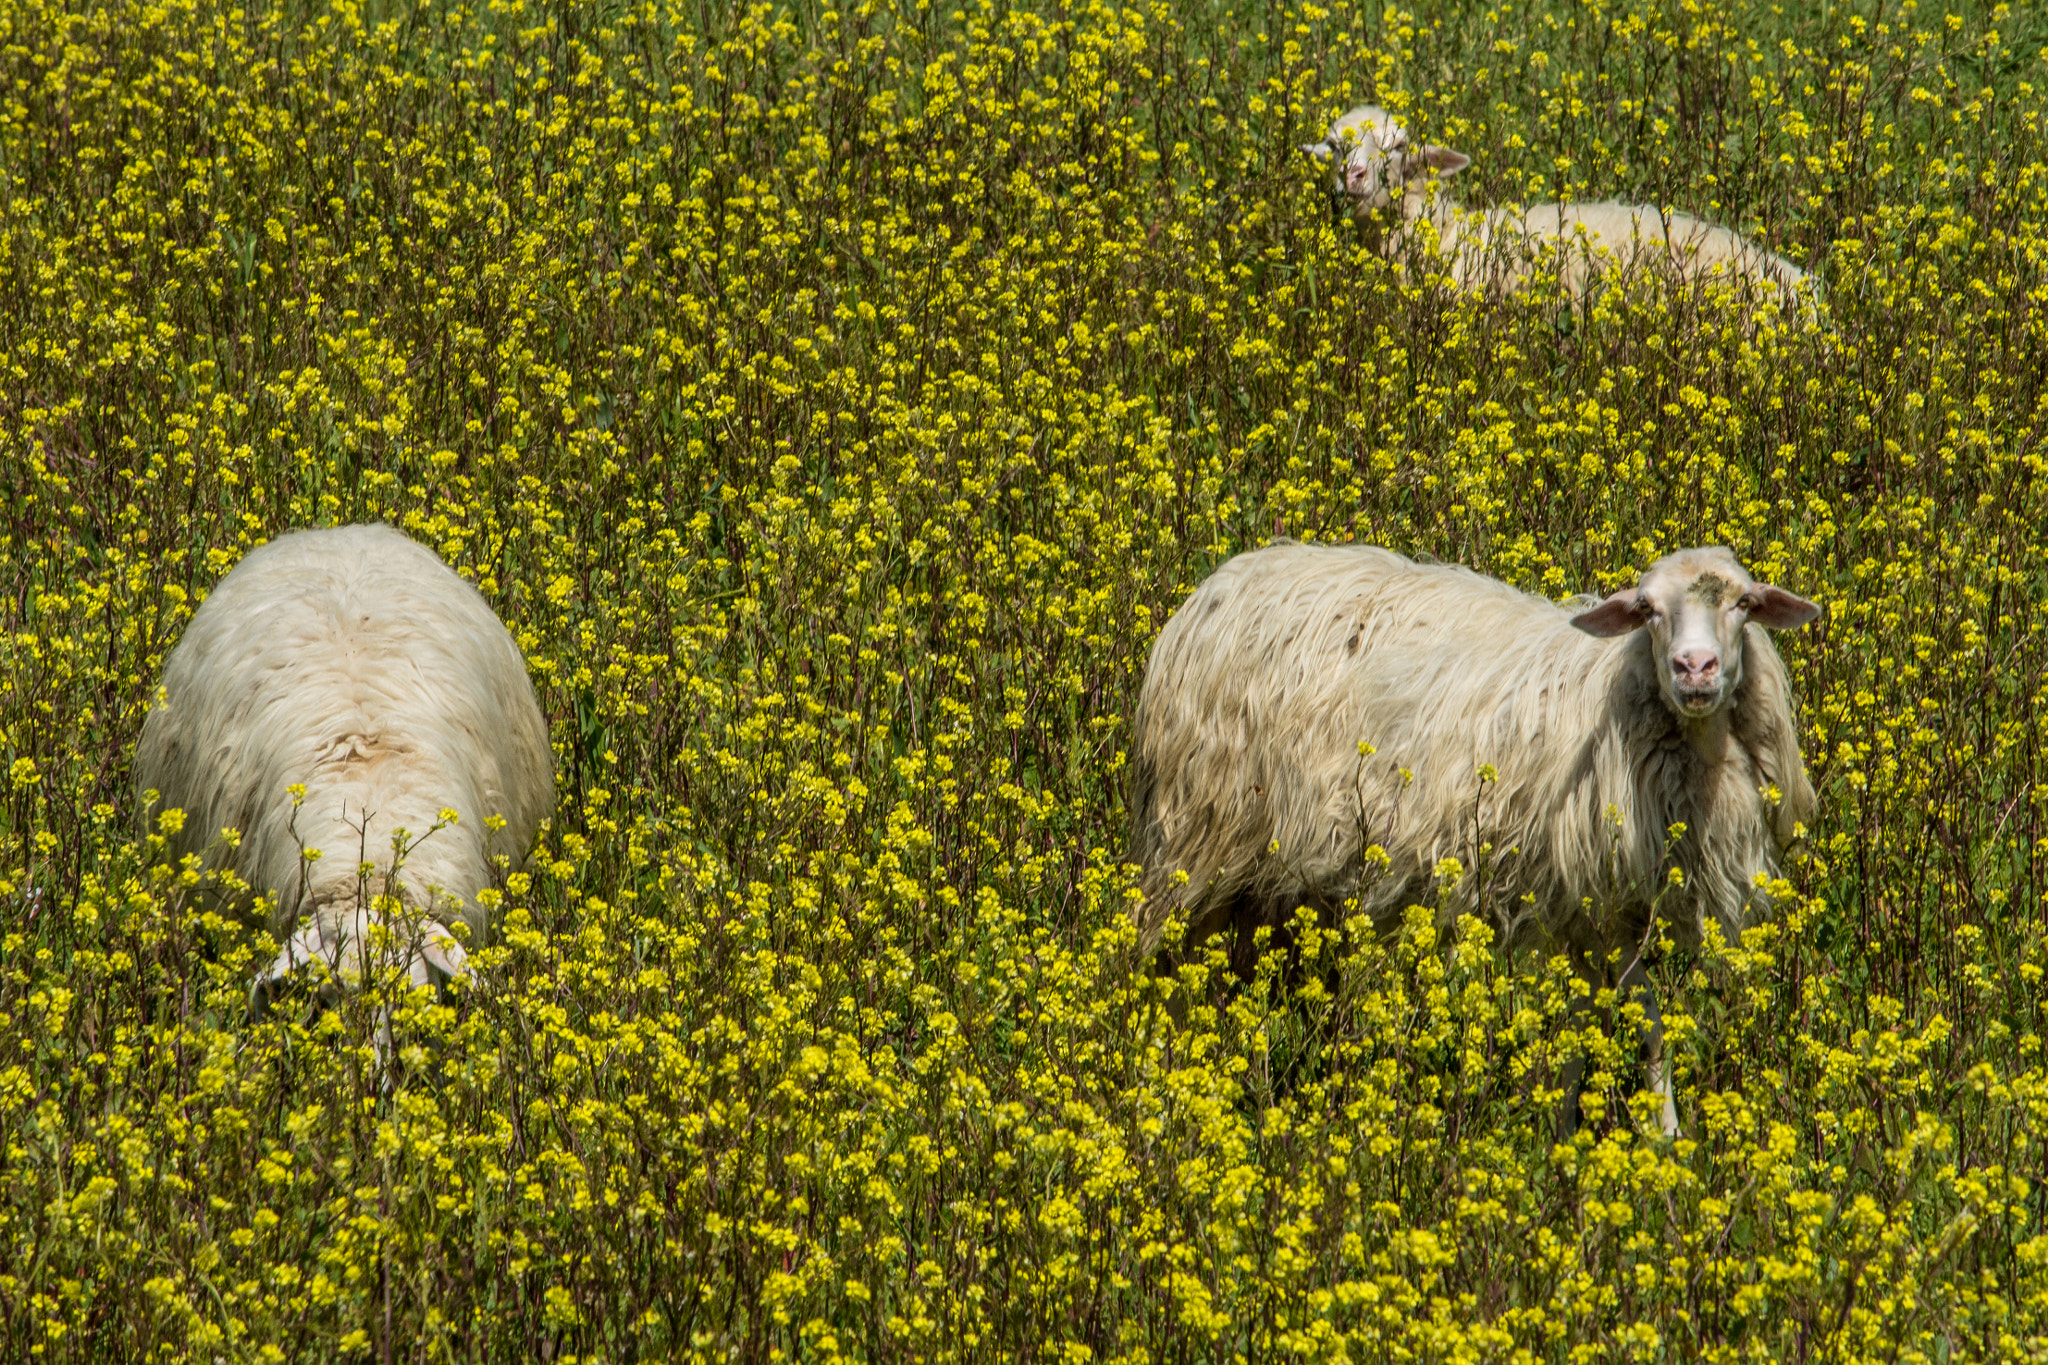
[135,523,554,1026]
[1129,543,1820,1133]
[1303,105,1815,316]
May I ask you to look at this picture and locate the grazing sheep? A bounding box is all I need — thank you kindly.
[1303,105,1815,316]
[1129,543,1820,1133]
[135,523,554,1026]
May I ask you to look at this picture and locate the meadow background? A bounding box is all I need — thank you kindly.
[2,0,2046,1357]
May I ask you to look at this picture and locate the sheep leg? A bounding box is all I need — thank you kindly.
[1554,943,1592,1141]
[1618,957,1680,1136]
[1556,1046,1587,1141]
[1556,955,1679,1139]
[1556,987,1590,1142]
[1550,938,1605,1141]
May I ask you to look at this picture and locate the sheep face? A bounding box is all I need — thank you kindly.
[1570,547,1820,718]
[1300,105,1470,220]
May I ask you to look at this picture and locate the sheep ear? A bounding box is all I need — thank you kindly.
[1741,584,1821,630]
[417,924,469,983]
[1301,140,1336,164]
[1411,145,1470,179]
[249,920,327,1018]
[1571,591,1647,637]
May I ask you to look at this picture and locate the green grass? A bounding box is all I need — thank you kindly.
[1,0,2046,1357]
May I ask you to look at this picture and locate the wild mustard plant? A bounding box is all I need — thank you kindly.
[0,0,2046,1358]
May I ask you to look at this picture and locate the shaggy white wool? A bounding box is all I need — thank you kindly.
[1129,542,1816,961]
[1423,198,1814,312]
[135,523,554,996]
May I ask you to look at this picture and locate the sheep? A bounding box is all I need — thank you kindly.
[1302,105,1816,317]
[1128,543,1820,1134]
[134,523,554,1037]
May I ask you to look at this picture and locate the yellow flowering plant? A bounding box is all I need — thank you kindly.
[0,0,2045,1358]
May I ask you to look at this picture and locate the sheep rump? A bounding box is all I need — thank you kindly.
[1127,542,1814,965]
[135,523,553,992]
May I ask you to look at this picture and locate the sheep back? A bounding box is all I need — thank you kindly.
[135,524,554,949]
[1420,198,1810,311]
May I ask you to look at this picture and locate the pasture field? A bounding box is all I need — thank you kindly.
[2,0,2047,1357]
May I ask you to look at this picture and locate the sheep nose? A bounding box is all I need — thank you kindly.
[1673,650,1720,684]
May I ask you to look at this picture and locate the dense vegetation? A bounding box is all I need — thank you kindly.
[2,0,2046,1357]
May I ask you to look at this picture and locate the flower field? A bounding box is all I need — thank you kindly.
[2,0,2047,1356]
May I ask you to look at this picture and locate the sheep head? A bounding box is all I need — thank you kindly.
[1570,547,1819,718]
[251,898,469,1012]
[1301,105,1470,221]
